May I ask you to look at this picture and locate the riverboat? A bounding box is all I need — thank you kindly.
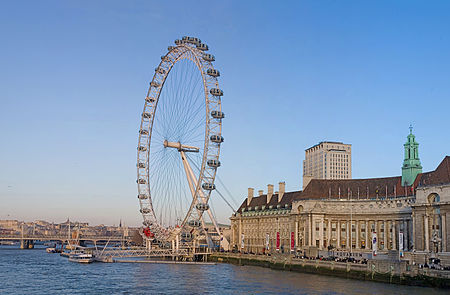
[68,253,95,264]
[46,247,57,253]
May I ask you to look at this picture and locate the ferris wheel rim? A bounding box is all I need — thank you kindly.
[136,37,223,241]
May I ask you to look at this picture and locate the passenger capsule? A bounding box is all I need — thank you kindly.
[182,36,189,41]
[188,220,201,227]
[202,183,216,190]
[174,39,182,45]
[155,67,166,75]
[210,111,225,119]
[210,135,224,143]
[137,179,147,184]
[143,220,152,226]
[181,232,193,239]
[150,81,160,87]
[187,37,200,45]
[140,208,151,214]
[210,88,223,96]
[146,96,155,103]
[197,43,208,51]
[203,54,215,62]
[139,129,149,135]
[196,203,210,211]
[138,194,148,200]
[137,162,146,168]
[207,159,221,168]
[142,112,152,119]
[206,69,220,77]
[168,46,174,51]
[138,146,147,152]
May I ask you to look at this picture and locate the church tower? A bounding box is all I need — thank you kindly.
[402,126,422,186]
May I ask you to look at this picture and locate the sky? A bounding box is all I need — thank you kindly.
[1,0,449,226]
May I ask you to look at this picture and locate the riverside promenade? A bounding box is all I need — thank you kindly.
[210,253,450,288]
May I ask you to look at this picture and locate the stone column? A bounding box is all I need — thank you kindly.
[309,214,313,247]
[346,221,350,250]
[355,221,360,249]
[442,213,447,252]
[424,214,430,252]
[337,220,341,249]
[383,220,388,250]
[303,219,307,248]
[311,217,316,247]
[238,219,242,250]
[365,220,369,249]
[392,220,396,250]
[376,220,380,249]
[409,219,414,251]
[319,218,324,249]
[327,219,332,248]
[403,219,408,251]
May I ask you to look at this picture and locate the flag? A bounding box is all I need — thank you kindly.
[399,232,404,258]
[276,232,280,251]
[372,232,377,256]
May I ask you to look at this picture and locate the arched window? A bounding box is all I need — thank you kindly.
[427,193,440,204]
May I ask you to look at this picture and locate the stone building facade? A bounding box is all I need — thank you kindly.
[231,131,450,262]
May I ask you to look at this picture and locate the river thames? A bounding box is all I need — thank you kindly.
[0,246,446,295]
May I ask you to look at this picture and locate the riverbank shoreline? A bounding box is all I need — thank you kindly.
[210,253,450,289]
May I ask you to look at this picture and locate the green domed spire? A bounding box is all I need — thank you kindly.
[401,125,422,186]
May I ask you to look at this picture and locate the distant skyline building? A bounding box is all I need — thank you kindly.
[303,141,352,189]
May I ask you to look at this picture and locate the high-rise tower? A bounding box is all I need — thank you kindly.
[401,126,422,186]
[303,141,352,188]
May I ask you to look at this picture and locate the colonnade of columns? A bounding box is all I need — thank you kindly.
[419,212,447,252]
[302,216,413,252]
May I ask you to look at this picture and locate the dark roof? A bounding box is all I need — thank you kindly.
[300,176,402,200]
[417,156,450,187]
[300,156,450,200]
[236,191,301,213]
[236,156,450,213]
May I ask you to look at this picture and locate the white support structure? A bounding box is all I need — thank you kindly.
[162,143,229,251]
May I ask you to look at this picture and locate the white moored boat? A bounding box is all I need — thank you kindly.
[68,253,95,264]
[46,247,56,253]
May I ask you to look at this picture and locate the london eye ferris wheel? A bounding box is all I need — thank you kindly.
[136,36,227,249]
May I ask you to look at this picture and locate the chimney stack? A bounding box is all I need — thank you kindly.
[258,189,264,197]
[267,184,274,204]
[247,188,254,206]
[278,182,285,202]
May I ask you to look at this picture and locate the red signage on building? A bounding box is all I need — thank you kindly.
[291,232,295,250]
[276,232,280,251]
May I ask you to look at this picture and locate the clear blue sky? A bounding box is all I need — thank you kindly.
[1,1,449,226]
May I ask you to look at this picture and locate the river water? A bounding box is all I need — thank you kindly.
[0,245,445,294]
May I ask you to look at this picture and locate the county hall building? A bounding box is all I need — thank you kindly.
[230,129,450,263]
